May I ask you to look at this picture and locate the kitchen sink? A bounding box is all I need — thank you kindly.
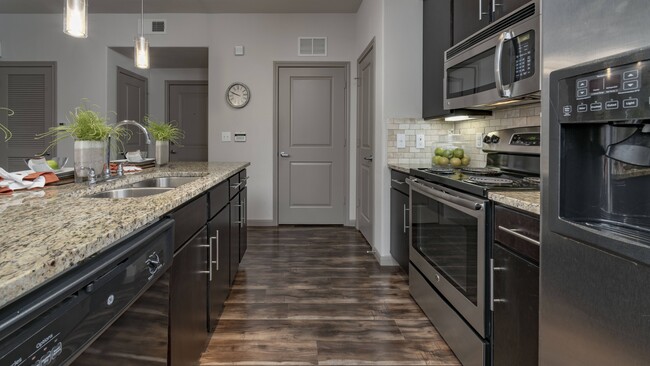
[86,187,174,199]
[126,176,201,188]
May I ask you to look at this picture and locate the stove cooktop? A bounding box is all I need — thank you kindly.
[410,167,540,198]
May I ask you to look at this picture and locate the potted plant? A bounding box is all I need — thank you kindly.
[37,102,126,178]
[144,116,184,166]
[0,107,13,142]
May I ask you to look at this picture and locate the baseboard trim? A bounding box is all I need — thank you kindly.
[370,248,399,267]
[346,219,356,227]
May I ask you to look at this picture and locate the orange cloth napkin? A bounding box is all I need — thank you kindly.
[0,172,59,195]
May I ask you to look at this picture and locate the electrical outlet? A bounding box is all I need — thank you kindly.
[396,133,406,148]
[416,134,425,149]
[222,132,231,142]
[476,133,484,148]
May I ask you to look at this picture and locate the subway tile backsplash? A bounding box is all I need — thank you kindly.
[387,104,541,167]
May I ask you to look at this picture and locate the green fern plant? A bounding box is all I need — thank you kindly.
[145,116,184,145]
[35,102,128,155]
[0,107,14,142]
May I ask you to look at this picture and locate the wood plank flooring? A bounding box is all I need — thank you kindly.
[200,226,461,366]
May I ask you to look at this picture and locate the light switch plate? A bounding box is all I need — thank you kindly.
[416,134,425,149]
[396,133,406,149]
[234,133,246,142]
[475,133,484,148]
[222,132,231,142]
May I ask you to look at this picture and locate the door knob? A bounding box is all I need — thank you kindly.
[280,152,290,158]
[364,155,374,161]
[170,150,177,154]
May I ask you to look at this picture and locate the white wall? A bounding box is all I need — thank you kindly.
[355,0,423,263]
[207,13,357,224]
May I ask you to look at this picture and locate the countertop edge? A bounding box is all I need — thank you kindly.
[488,191,541,216]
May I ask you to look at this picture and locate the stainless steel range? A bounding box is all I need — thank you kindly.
[407,126,540,366]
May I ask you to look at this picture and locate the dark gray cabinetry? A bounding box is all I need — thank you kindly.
[452,0,490,45]
[389,170,409,273]
[229,192,241,285]
[422,0,452,119]
[239,187,248,262]
[170,227,209,366]
[168,195,209,365]
[491,0,530,21]
[492,204,539,366]
[207,204,230,331]
[453,0,532,44]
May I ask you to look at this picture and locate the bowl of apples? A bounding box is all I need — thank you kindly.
[432,146,470,168]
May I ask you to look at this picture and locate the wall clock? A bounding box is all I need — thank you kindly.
[226,82,251,108]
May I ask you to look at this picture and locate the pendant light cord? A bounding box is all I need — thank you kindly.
[141,0,145,36]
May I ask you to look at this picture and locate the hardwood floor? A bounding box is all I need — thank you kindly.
[200,226,461,366]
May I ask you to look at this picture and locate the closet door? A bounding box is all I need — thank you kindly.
[0,63,55,171]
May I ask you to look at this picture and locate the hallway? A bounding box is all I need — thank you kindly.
[199,226,460,365]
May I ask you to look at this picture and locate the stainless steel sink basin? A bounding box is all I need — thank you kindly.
[126,176,200,188]
[86,187,174,199]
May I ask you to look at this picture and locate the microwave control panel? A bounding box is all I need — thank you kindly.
[557,60,650,122]
[513,31,535,82]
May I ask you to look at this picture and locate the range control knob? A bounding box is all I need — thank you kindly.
[483,135,492,144]
[490,135,500,144]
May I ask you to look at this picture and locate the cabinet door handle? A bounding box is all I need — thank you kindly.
[213,229,219,271]
[231,182,242,189]
[497,225,540,246]
[201,241,213,282]
[391,179,405,185]
[403,204,410,233]
[242,199,246,225]
[493,1,502,12]
[490,258,494,311]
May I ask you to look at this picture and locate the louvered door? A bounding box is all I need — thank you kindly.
[0,63,55,171]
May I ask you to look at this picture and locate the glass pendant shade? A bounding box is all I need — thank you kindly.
[135,36,150,69]
[63,0,88,38]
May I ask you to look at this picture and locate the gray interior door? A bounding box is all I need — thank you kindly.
[278,66,347,224]
[116,67,148,156]
[166,82,208,162]
[357,44,375,244]
[0,63,55,171]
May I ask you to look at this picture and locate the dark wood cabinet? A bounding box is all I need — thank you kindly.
[389,170,409,273]
[207,205,230,331]
[170,227,209,366]
[492,0,531,21]
[239,187,248,262]
[452,0,490,45]
[422,0,452,119]
[492,205,539,366]
[229,193,241,285]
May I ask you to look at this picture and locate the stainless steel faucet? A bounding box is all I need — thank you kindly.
[104,120,152,179]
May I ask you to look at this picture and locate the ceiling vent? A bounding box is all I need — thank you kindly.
[139,19,167,34]
[299,37,327,56]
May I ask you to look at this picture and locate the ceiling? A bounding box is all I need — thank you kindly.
[0,0,363,14]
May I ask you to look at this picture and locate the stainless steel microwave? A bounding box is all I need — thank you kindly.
[444,0,540,110]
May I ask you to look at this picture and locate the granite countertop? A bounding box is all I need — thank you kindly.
[388,163,430,174]
[488,190,541,215]
[0,161,249,308]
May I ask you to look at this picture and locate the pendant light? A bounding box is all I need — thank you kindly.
[63,0,88,38]
[134,0,150,69]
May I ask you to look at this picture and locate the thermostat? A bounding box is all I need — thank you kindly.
[234,133,247,142]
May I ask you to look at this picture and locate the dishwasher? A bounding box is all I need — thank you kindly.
[0,218,174,366]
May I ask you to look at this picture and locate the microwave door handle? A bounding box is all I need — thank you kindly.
[494,30,514,98]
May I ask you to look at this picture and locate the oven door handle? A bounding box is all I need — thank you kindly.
[406,178,484,211]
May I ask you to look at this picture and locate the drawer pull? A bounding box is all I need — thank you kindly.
[497,225,540,246]
[391,179,405,185]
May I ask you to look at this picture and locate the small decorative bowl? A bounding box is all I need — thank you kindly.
[24,156,69,171]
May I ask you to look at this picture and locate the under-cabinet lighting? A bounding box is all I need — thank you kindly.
[445,115,476,122]
[64,0,88,38]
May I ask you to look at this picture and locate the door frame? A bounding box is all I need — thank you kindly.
[355,39,376,243]
[272,61,351,226]
[0,61,57,159]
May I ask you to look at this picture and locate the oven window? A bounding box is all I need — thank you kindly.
[411,190,478,305]
[447,48,496,99]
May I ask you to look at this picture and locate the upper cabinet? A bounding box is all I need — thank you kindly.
[452,0,490,45]
[453,0,531,44]
[422,0,452,119]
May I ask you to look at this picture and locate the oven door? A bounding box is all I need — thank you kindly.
[407,178,489,337]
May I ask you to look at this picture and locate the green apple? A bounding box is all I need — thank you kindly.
[453,148,464,159]
[461,156,471,166]
[450,157,462,167]
[434,147,444,156]
[46,160,59,170]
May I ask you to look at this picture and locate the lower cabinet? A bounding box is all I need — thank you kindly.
[229,192,241,285]
[207,205,230,331]
[239,187,248,262]
[389,170,409,273]
[170,227,209,365]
